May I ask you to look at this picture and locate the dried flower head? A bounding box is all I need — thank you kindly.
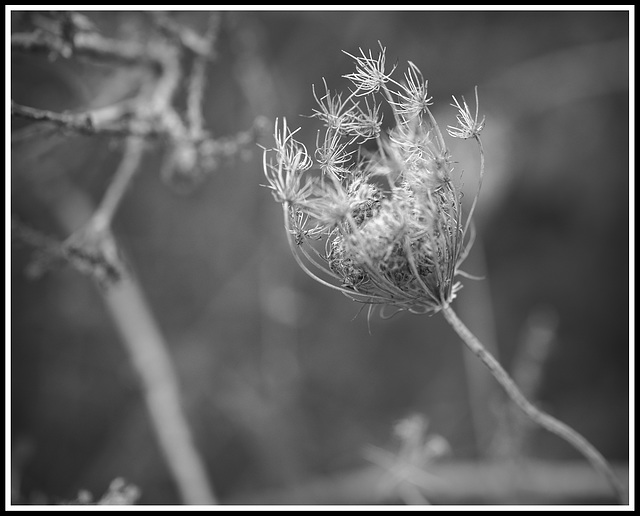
[263,44,486,318]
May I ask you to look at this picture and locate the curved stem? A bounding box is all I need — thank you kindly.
[441,304,627,504]
[461,134,485,243]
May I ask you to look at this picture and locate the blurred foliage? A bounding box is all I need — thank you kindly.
[10,10,629,504]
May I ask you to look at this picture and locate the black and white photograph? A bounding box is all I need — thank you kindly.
[8,7,633,509]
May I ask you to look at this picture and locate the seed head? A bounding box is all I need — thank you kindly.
[262,45,486,317]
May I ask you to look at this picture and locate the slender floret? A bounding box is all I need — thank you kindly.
[262,118,314,205]
[388,61,433,120]
[311,78,359,135]
[447,86,485,140]
[342,41,397,97]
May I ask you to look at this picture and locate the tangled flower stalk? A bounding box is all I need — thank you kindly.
[262,42,625,504]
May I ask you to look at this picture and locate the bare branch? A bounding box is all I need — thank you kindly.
[151,12,219,56]
[186,13,222,139]
[11,29,162,67]
[11,12,228,504]
[12,217,121,284]
[11,100,93,132]
[11,100,162,138]
[200,115,270,165]
[11,217,61,250]
[224,460,629,505]
[92,137,147,232]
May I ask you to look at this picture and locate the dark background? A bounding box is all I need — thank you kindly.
[10,10,630,504]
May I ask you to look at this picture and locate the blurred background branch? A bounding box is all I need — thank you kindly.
[225,460,629,505]
[9,9,262,505]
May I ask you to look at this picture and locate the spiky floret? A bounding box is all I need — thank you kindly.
[263,43,485,317]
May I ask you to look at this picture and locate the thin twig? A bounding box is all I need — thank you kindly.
[151,12,216,57]
[441,304,627,504]
[12,217,120,283]
[11,217,61,250]
[11,100,160,138]
[91,137,147,232]
[11,29,162,67]
[186,13,221,140]
[11,100,93,133]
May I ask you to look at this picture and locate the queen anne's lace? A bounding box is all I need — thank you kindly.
[262,43,485,317]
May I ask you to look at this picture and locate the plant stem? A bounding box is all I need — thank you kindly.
[103,262,217,505]
[91,137,146,233]
[441,304,627,504]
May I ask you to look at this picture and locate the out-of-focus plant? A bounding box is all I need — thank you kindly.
[261,42,626,504]
[65,478,141,505]
[11,10,265,505]
[364,413,449,504]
